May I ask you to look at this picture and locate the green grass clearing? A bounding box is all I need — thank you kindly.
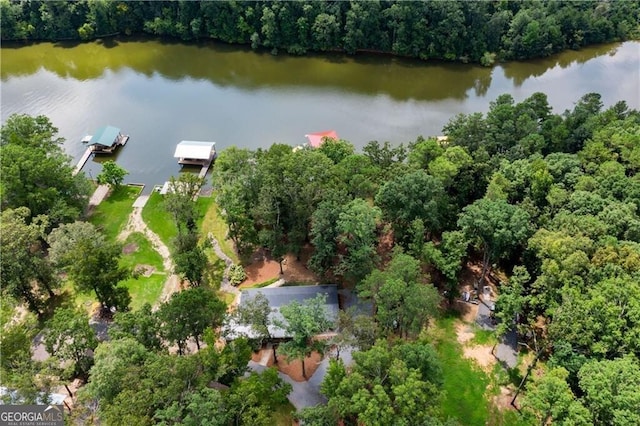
[217,291,237,306]
[88,185,140,240]
[141,192,178,248]
[120,232,164,271]
[120,274,165,311]
[200,198,239,264]
[142,192,215,251]
[471,327,499,346]
[244,277,280,289]
[119,232,166,310]
[430,316,491,425]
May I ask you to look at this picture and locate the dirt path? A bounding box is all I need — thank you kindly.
[117,204,181,309]
[208,233,240,304]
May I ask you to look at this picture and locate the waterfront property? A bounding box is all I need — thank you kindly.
[229,285,339,340]
[87,125,129,154]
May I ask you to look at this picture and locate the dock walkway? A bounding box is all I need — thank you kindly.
[73,147,93,176]
[198,159,213,179]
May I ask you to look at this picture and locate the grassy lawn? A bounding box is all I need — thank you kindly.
[200,198,240,264]
[217,291,237,306]
[88,185,141,240]
[120,232,164,270]
[471,327,499,346]
[120,274,165,311]
[141,192,178,248]
[141,192,214,250]
[119,232,166,310]
[430,316,491,425]
[243,277,280,289]
[61,232,166,313]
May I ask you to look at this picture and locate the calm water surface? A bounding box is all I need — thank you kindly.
[1,39,639,190]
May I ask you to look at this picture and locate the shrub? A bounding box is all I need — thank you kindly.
[227,264,247,286]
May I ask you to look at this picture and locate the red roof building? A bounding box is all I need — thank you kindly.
[304,130,338,148]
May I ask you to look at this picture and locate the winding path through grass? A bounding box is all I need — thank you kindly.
[118,196,180,309]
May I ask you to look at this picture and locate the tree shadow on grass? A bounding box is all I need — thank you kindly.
[38,288,79,326]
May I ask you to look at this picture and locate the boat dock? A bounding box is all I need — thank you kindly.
[73,147,93,176]
[198,159,213,179]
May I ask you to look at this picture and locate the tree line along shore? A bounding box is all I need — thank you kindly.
[2,0,639,65]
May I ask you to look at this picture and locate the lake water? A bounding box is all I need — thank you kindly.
[1,39,638,191]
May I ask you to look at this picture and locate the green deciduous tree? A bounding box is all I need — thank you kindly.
[549,276,640,359]
[335,198,381,282]
[174,243,208,287]
[226,368,292,426]
[0,114,91,227]
[165,173,205,235]
[43,308,98,379]
[0,207,58,315]
[109,304,163,351]
[276,294,332,378]
[96,160,128,187]
[423,230,469,302]
[66,239,131,315]
[522,367,590,426]
[158,288,226,354]
[317,138,355,164]
[154,387,228,426]
[494,265,531,337]
[578,355,640,426]
[322,339,444,426]
[375,170,447,246]
[85,337,151,405]
[235,292,272,343]
[47,220,105,268]
[359,250,440,338]
[458,198,531,287]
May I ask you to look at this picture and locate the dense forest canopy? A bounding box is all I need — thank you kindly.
[1,0,639,63]
[2,89,640,424]
[210,92,640,423]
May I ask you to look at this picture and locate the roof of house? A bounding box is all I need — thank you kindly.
[304,130,338,148]
[88,126,120,147]
[174,141,216,160]
[230,284,339,339]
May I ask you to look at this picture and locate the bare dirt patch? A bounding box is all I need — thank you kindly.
[463,345,496,371]
[453,300,479,323]
[122,242,138,254]
[455,320,496,371]
[251,347,323,381]
[276,351,323,382]
[455,322,476,344]
[493,385,517,412]
[240,247,318,288]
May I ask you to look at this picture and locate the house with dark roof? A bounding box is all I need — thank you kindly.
[229,285,339,340]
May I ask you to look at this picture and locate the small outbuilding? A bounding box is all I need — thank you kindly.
[174,140,216,165]
[88,126,129,153]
